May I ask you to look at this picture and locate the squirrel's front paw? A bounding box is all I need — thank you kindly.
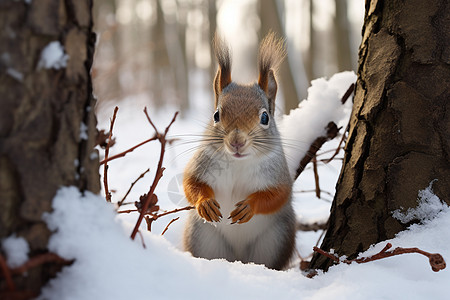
[196,198,222,222]
[229,200,254,224]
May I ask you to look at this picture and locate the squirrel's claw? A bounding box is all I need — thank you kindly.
[196,198,222,222]
[229,200,254,224]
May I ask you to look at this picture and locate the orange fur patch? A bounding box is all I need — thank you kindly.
[246,184,291,215]
[183,176,215,206]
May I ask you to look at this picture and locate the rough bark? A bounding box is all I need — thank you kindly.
[0,0,99,295]
[310,0,450,270]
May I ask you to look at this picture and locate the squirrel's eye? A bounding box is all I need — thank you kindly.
[260,111,269,126]
[213,110,220,123]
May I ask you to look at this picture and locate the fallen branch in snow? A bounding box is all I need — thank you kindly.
[103,106,119,202]
[130,109,178,240]
[118,168,150,207]
[313,243,446,272]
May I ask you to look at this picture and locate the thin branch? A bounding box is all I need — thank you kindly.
[324,124,349,164]
[295,122,339,180]
[296,221,328,232]
[10,253,72,275]
[130,109,179,240]
[341,83,355,104]
[0,254,15,291]
[151,205,194,220]
[100,136,157,165]
[313,243,446,272]
[161,217,180,236]
[118,168,150,207]
[294,189,334,198]
[312,157,320,198]
[103,106,119,202]
[137,230,146,249]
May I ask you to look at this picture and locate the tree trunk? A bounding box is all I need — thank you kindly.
[0,0,99,296]
[310,0,450,270]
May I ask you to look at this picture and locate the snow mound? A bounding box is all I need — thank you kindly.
[279,71,356,179]
[392,181,449,224]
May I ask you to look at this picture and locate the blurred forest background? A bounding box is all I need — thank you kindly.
[92,0,364,115]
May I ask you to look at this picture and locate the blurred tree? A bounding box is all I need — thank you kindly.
[259,0,301,113]
[310,0,450,271]
[0,0,99,296]
[334,0,353,71]
[208,0,217,83]
[305,0,315,81]
[151,0,172,108]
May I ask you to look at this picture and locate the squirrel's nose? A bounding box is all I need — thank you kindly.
[230,141,245,150]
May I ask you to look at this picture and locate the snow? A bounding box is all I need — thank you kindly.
[6,68,23,81]
[393,180,447,224]
[79,121,88,140]
[1,234,29,268]
[36,71,449,299]
[37,41,69,70]
[39,185,450,300]
[279,71,356,179]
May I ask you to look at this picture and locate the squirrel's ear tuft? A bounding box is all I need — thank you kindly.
[258,32,286,114]
[213,33,232,108]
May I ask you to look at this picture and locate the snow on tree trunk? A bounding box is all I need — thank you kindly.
[310,0,450,270]
[0,0,99,294]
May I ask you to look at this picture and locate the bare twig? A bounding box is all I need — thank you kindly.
[312,158,320,198]
[0,254,15,291]
[313,243,446,272]
[161,217,180,236]
[104,106,119,202]
[151,205,195,220]
[324,124,349,164]
[341,83,355,104]
[294,189,334,199]
[130,109,178,240]
[296,221,328,232]
[137,230,146,249]
[100,136,158,165]
[295,122,339,180]
[118,168,150,207]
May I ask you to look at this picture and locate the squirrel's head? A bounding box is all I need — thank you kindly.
[210,32,286,160]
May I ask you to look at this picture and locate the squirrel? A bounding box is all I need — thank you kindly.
[183,33,296,270]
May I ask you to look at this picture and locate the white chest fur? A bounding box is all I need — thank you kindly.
[201,154,278,257]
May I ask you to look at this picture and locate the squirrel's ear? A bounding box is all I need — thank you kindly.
[257,32,286,115]
[258,69,278,115]
[213,33,232,108]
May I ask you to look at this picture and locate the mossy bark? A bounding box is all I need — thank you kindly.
[310,0,450,270]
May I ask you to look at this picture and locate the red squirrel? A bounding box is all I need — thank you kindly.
[183,33,296,270]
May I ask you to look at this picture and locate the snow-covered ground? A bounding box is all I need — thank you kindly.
[3,72,448,299]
